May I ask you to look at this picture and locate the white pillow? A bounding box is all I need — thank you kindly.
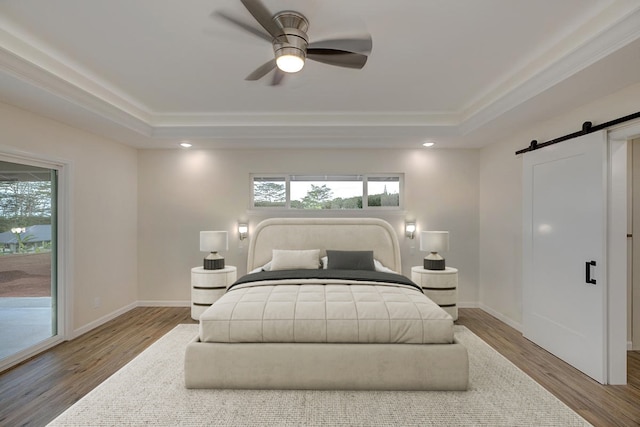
[374,259,397,273]
[270,249,321,271]
[249,261,271,274]
[321,256,397,273]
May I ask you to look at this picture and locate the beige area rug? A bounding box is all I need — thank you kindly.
[48,325,591,426]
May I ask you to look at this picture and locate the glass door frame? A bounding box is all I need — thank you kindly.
[0,152,70,372]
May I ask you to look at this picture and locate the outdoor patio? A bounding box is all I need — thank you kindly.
[0,252,53,361]
[0,297,52,360]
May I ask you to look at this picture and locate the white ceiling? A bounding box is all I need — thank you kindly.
[1,0,640,149]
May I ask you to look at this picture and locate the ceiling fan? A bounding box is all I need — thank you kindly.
[215,0,373,85]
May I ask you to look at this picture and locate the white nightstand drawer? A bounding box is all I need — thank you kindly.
[192,270,235,288]
[191,287,226,304]
[423,288,457,306]
[414,273,457,289]
[411,267,458,289]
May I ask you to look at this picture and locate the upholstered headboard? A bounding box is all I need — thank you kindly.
[247,217,401,272]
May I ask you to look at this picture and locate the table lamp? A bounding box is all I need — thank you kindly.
[420,231,449,270]
[200,231,228,270]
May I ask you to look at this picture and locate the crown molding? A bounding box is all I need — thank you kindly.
[151,111,459,127]
[152,122,457,142]
[458,3,640,136]
[0,28,152,136]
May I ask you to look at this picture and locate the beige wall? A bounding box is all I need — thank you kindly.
[7,78,638,338]
[137,148,480,305]
[479,81,640,328]
[1,100,480,334]
[0,102,138,333]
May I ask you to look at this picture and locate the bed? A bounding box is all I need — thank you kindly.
[184,217,468,390]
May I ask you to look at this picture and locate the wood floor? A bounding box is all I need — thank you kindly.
[0,307,638,427]
[0,307,196,427]
[457,309,640,427]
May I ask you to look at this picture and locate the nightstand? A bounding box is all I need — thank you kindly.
[191,266,237,320]
[411,266,458,320]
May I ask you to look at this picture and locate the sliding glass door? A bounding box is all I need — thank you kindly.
[0,159,58,366]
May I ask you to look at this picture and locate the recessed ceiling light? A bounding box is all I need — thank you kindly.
[422,141,435,147]
[180,142,192,148]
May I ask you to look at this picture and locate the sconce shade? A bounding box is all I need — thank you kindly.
[200,231,228,269]
[238,223,248,241]
[405,222,416,239]
[420,231,449,270]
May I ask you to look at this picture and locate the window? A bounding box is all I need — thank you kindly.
[253,177,286,208]
[251,174,403,210]
[367,176,400,207]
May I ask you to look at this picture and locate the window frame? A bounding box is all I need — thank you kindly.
[250,173,404,210]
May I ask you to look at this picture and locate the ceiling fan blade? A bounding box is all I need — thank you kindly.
[240,0,286,41]
[271,69,286,86]
[212,10,272,42]
[245,59,277,81]
[307,49,368,69]
[308,36,372,55]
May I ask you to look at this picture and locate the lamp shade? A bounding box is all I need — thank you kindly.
[200,231,228,253]
[420,231,449,253]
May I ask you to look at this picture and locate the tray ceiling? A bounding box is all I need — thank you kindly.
[1,0,640,149]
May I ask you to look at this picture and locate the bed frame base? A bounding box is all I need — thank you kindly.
[185,336,469,390]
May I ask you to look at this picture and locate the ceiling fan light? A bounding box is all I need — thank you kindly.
[276,54,305,73]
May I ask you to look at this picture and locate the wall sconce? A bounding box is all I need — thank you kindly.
[420,231,449,270]
[405,221,416,239]
[238,223,248,241]
[200,231,228,270]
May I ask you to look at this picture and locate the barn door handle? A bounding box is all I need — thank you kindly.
[585,260,596,285]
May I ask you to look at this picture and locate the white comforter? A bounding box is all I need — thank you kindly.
[199,272,454,344]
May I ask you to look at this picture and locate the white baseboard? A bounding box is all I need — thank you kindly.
[478,303,523,332]
[72,301,138,339]
[458,301,479,308]
[137,300,190,307]
[71,300,189,339]
[629,341,634,351]
[0,335,64,373]
[457,302,523,332]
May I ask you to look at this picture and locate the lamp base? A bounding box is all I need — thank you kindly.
[424,253,445,270]
[204,252,225,270]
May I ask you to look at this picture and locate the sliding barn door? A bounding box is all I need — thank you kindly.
[522,131,607,383]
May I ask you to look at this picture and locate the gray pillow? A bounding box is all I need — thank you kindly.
[325,250,375,271]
